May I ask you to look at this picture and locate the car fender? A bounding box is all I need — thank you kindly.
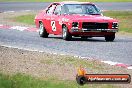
[61,18,72,31]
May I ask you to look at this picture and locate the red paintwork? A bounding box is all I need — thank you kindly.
[35,1,118,37]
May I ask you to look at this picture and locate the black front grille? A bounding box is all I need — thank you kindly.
[82,22,108,29]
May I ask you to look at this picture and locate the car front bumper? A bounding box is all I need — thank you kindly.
[70,27,118,37]
[70,28,118,33]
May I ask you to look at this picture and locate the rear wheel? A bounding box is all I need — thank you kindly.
[105,34,115,42]
[39,22,49,38]
[62,25,72,40]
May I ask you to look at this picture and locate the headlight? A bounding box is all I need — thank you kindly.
[112,22,118,29]
[72,22,79,27]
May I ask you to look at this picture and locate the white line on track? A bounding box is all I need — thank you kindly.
[3,10,32,13]
[10,26,29,31]
[0,24,3,26]
[3,11,15,13]
[127,66,132,69]
[101,61,118,65]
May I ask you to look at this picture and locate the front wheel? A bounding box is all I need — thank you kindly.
[39,22,49,38]
[62,26,72,40]
[105,34,115,42]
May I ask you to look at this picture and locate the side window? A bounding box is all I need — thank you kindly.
[54,5,61,15]
[46,5,56,15]
[86,5,98,14]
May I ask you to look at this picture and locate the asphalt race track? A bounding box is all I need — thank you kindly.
[0,29,132,65]
[0,2,132,65]
[0,2,132,12]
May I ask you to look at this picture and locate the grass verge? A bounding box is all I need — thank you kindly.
[12,11,132,34]
[0,73,119,88]
[12,14,35,25]
[103,11,132,33]
[0,0,132,2]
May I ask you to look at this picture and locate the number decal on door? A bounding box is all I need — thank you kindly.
[51,21,56,31]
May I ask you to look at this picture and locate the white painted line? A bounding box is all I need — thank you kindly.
[60,53,65,55]
[4,11,15,13]
[0,44,66,57]
[0,24,38,32]
[10,26,29,31]
[20,10,32,12]
[3,10,32,13]
[74,56,79,58]
[1,44,45,53]
[0,24,3,26]
[81,57,87,59]
[101,61,118,65]
[53,53,57,55]
[127,66,132,69]
[2,10,33,14]
[24,10,31,12]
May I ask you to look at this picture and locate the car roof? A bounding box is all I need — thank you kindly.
[53,1,94,5]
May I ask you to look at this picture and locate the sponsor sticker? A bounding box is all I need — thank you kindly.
[76,67,131,85]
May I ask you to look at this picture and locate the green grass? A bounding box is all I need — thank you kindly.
[0,0,132,2]
[41,56,104,70]
[13,14,35,25]
[12,11,132,33]
[103,11,132,33]
[0,73,118,88]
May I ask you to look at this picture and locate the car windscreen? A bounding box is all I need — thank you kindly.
[62,4,101,15]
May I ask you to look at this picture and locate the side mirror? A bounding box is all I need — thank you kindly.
[54,12,59,15]
[54,12,61,15]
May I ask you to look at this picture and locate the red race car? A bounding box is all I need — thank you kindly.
[35,1,118,41]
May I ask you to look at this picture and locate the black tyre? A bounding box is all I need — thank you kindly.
[62,25,72,40]
[76,75,86,86]
[105,34,115,42]
[39,22,49,38]
[81,36,88,39]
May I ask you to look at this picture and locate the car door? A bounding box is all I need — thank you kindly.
[51,4,62,35]
[44,4,56,34]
